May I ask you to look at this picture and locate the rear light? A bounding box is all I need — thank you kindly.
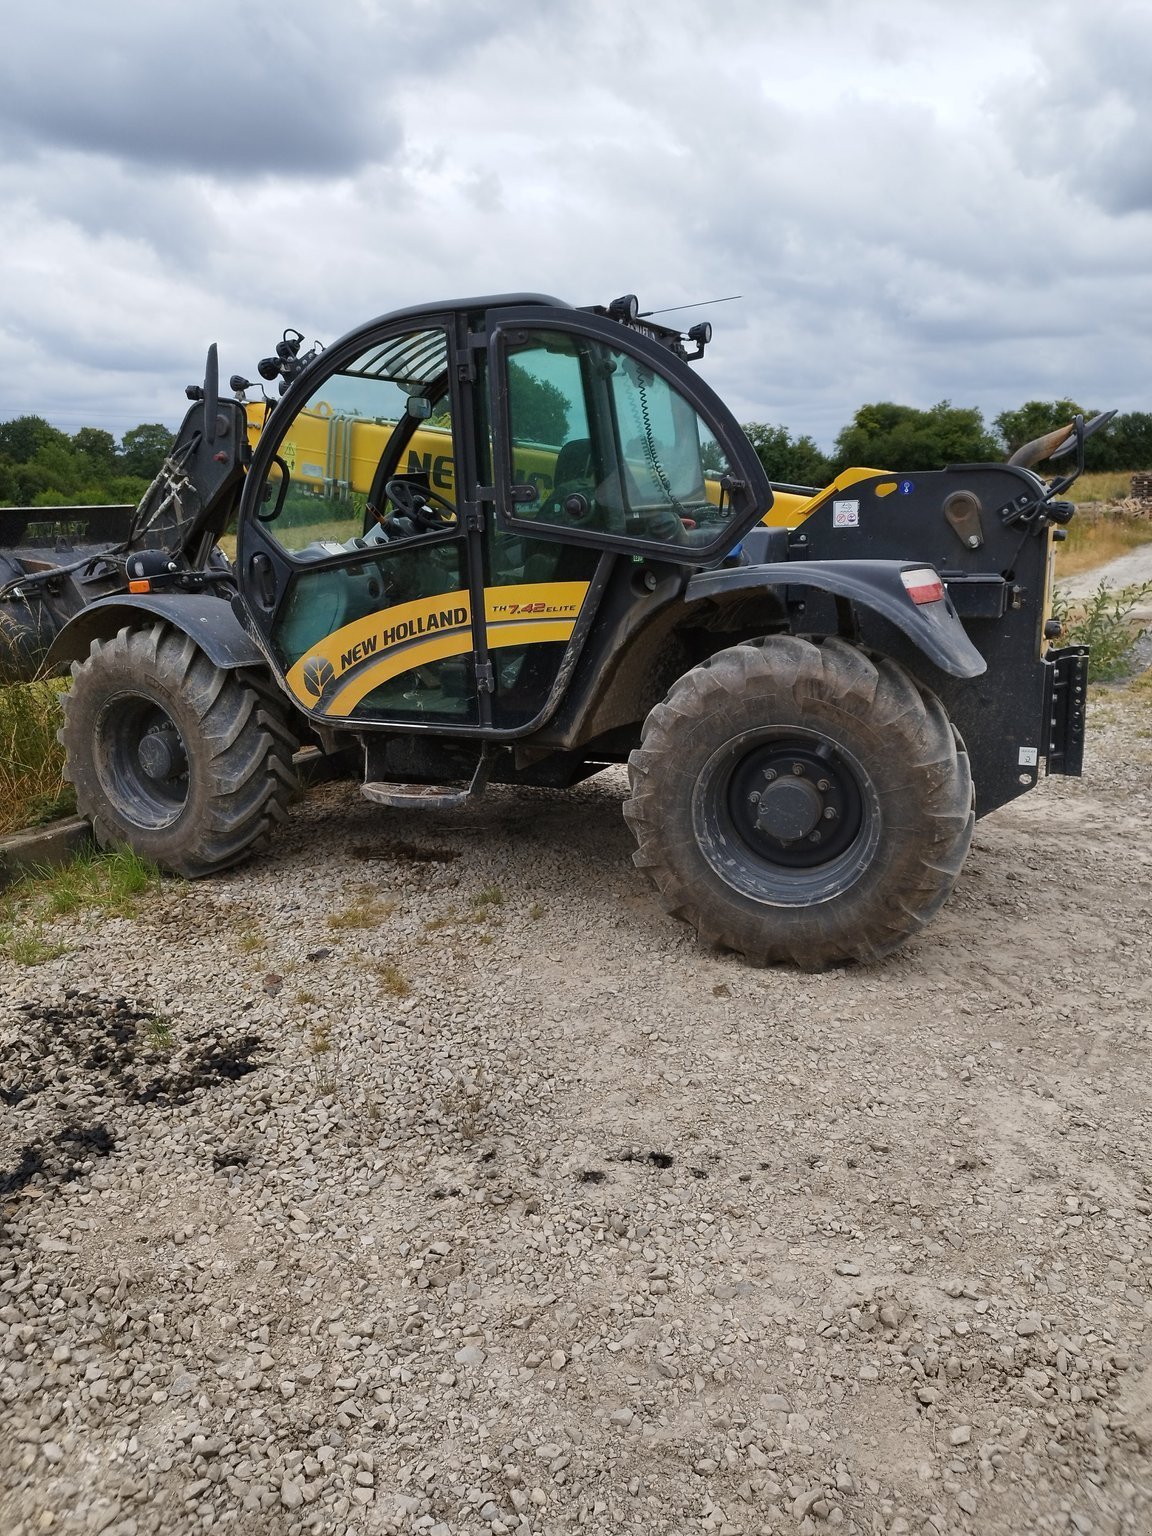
[901,567,945,605]
[128,579,151,594]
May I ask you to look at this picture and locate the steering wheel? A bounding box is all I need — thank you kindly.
[384,478,457,530]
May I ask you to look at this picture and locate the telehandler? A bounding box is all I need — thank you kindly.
[0,292,1105,966]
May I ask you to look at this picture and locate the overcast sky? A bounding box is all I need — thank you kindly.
[1,0,1149,450]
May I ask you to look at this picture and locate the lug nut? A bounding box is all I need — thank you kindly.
[763,769,777,782]
[823,806,837,820]
[817,778,830,791]
[791,763,805,775]
[808,831,822,843]
[748,791,761,805]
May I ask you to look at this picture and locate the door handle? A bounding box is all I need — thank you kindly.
[249,552,277,610]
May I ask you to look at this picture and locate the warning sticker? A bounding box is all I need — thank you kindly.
[1018,746,1039,767]
[832,500,860,528]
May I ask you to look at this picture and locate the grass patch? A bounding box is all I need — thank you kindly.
[1054,581,1152,682]
[142,1016,175,1053]
[528,901,544,921]
[0,928,68,966]
[237,928,266,953]
[327,886,397,931]
[472,885,505,909]
[0,848,159,966]
[372,960,411,997]
[0,679,74,836]
[1054,505,1152,579]
[13,847,159,920]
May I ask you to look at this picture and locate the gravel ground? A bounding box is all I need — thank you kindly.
[2,683,1151,1536]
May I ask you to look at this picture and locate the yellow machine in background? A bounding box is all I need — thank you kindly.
[244,401,833,529]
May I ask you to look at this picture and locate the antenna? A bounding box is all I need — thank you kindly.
[638,295,742,318]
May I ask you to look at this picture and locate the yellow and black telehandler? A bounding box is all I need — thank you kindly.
[0,293,1108,966]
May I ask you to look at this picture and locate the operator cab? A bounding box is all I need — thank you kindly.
[234,293,770,732]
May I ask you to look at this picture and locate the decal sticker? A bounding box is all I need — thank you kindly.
[832,500,860,528]
[1018,746,1038,766]
[899,479,915,495]
[283,581,591,718]
[873,481,897,498]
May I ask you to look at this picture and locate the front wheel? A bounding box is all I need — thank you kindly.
[623,636,974,968]
[60,623,299,877]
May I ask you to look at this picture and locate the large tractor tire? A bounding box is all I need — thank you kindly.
[623,635,974,969]
[60,623,299,878]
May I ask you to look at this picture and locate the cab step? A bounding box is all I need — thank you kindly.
[361,755,490,811]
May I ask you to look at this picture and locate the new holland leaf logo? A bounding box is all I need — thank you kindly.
[302,654,336,699]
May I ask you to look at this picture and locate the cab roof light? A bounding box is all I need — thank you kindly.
[900,567,945,605]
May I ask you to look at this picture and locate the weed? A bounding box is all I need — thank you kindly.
[372,960,411,998]
[237,928,265,953]
[528,901,544,921]
[294,989,318,1006]
[473,886,505,909]
[305,1018,338,1094]
[424,909,459,932]
[143,1016,175,1053]
[327,887,397,930]
[1054,581,1152,682]
[1,927,67,966]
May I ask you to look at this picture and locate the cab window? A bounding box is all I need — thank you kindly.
[500,330,733,550]
[253,329,455,557]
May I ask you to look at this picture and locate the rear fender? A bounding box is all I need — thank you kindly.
[687,559,987,679]
[43,593,267,674]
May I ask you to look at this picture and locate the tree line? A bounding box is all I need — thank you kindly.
[745,399,1152,486]
[0,416,174,508]
[1,395,1149,509]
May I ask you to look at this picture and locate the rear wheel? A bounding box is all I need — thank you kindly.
[60,623,299,877]
[623,635,974,968]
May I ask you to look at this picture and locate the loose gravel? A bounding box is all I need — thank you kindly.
[2,686,1151,1536]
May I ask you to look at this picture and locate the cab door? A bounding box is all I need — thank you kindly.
[237,323,484,728]
[480,305,772,728]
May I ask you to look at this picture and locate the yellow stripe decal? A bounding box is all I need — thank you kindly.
[285,580,590,717]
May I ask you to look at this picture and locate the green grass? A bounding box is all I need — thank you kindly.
[0,680,74,836]
[0,848,159,966]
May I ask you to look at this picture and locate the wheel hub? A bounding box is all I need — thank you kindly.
[727,739,864,871]
[137,725,187,783]
[754,775,822,842]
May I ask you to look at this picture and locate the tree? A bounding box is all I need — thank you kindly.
[0,415,69,464]
[507,364,569,445]
[994,399,1085,458]
[832,401,999,474]
[73,427,118,474]
[741,423,833,487]
[118,423,174,481]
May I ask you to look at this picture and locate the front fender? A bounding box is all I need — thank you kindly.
[687,559,987,679]
[43,593,266,674]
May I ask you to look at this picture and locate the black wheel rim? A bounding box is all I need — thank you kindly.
[96,693,190,830]
[692,726,881,906]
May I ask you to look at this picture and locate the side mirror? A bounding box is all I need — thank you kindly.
[406,396,432,421]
